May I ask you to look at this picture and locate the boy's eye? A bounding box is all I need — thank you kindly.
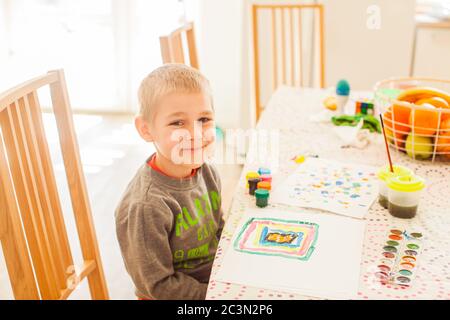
[198,117,213,124]
[169,120,184,127]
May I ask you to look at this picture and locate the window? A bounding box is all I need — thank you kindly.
[0,0,189,113]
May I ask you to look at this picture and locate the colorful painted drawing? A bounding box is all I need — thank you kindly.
[233,218,319,261]
[271,158,379,219]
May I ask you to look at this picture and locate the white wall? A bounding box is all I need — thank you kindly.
[414,26,450,78]
[323,0,416,90]
[195,0,251,130]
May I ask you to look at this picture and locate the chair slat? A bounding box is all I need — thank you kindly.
[0,121,40,300]
[171,33,185,64]
[27,91,75,274]
[49,70,109,300]
[1,101,61,299]
[298,9,304,87]
[186,26,199,69]
[18,96,68,292]
[252,5,261,120]
[21,94,72,291]
[290,9,295,86]
[281,9,286,85]
[271,8,278,90]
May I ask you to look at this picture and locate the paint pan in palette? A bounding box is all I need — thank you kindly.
[377,229,423,287]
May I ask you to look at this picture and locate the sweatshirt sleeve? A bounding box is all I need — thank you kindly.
[116,200,207,300]
[207,163,226,240]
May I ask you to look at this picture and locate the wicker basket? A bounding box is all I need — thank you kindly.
[374,77,450,163]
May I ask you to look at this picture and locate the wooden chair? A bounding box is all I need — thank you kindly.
[0,70,109,300]
[159,22,199,69]
[252,4,326,120]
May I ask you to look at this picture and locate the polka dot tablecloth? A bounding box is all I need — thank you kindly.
[207,86,450,300]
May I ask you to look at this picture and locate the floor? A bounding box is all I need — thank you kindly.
[0,114,242,300]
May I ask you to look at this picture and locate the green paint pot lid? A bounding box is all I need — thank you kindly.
[255,189,270,199]
[377,165,413,181]
[387,174,425,192]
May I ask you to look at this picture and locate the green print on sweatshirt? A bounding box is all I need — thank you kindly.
[175,190,221,237]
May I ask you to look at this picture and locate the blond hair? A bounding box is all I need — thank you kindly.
[138,64,213,122]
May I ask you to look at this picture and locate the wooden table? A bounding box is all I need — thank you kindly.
[207,86,450,300]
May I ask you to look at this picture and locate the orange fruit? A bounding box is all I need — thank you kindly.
[383,107,410,135]
[383,110,407,148]
[391,104,411,133]
[409,103,440,136]
[416,97,450,121]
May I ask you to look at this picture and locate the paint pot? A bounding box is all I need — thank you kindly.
[375,271,389,280]
[407,243,420,250]
[260,174,272,183]
[378,265,391,273]
[404,250,418,256]
[389,234,403,241]
[383,246,397,253]
[383,252,395,259]
[411,232,423,239]
[255,189,270,208]
[380,259,394,266]
[248,178,261,196]
[400,262,415,270]
[386,240,400,246]
[377,165,413,209]
[390,229,403,235]
[258,167,271,176]
[401,256,416,263]
[246,171,260,188]
[396,276,411,284]
[387,174,425,219]
[399,269,413,276]
[257,181,272,191]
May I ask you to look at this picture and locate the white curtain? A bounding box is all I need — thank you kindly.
[0,0,191,113]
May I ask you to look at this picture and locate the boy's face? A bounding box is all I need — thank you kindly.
[149,92,216,168]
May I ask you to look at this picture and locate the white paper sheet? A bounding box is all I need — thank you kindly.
[271,158,379,219]
[216,208,366,299]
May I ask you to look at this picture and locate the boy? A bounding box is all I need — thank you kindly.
[115,64,225,300]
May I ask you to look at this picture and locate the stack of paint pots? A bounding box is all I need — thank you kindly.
[377,165,425,219]
[246,168,272,208]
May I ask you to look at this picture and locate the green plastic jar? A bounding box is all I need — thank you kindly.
[255,189,270,208]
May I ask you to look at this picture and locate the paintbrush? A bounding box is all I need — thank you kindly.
[379,114,394,173]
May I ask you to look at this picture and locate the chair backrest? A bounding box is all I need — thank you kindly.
[252,4,325,120]
[0,70,109,300]
[159,22,200,69]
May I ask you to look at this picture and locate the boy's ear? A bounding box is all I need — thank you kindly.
[135,116,154,142]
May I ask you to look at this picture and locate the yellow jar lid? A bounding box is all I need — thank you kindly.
[377,165,413,181]
[387,174,425,192]
[246,171,260,180]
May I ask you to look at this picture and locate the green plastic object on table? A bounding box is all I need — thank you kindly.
[331,114,382,133]
[255,189,270,208]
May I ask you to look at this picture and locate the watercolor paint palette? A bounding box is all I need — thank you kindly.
[376,229,423,287]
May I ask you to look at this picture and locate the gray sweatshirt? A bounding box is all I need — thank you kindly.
[115,157,225,300]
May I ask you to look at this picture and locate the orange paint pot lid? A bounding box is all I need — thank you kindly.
[257,181,272,190]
